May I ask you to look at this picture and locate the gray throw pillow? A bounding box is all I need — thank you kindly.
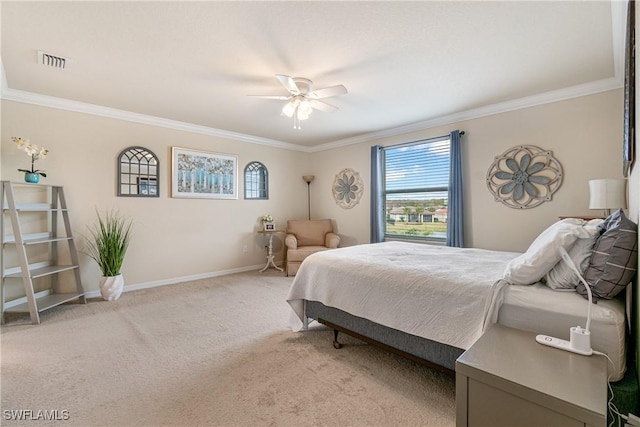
[577,209,638,301]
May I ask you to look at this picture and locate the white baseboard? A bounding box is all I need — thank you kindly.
[83,263,279,298]
[5,262,278,305]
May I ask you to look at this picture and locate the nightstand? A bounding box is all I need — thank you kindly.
[456,324,607,427]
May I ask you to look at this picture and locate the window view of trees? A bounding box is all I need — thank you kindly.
[385,198,447,238]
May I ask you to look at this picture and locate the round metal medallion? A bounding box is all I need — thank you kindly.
[486,145,563,209]
[332,168,364,209]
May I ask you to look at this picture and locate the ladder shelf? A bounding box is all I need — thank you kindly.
[1,181,86,324]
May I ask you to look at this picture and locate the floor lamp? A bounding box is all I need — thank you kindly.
[303,175,315,220]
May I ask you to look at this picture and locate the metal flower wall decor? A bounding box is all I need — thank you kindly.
[332,168,364,209]
[486,145,563,209]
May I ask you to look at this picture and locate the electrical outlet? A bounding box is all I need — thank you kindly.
[242,245,248,253]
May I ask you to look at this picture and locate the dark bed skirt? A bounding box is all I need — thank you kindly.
[305,300,464,374]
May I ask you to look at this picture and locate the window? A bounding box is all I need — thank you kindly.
[383,135,450,241]
[244,161,268,199]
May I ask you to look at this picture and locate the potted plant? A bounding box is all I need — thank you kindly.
[84,209,133,301]
[12,137,48,183]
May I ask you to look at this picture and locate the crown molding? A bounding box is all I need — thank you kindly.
[1,76,622,155]
[0,86,312,153]
[1,73,623,156]
[310,76,623,153]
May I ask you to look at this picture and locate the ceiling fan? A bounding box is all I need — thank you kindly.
[248,74,348,130]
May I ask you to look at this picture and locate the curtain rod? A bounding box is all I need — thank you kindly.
[383,130,465,150]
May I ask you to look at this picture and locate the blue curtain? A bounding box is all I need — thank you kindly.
[370,145,384,243]
[447,130,464,247]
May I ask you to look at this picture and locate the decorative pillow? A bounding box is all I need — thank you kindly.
[504,218,586,285]
[544,219,603,290]
[577,209,638,301]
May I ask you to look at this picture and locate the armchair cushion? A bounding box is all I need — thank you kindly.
[287,246,332,263]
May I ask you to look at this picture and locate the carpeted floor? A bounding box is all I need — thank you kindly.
[1,270,455,427]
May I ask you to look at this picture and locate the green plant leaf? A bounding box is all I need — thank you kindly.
[83,209,133,277]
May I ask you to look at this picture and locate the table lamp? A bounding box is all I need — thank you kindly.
[588,179,626,216]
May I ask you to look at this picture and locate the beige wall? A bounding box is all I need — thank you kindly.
[0,90,626,286]
[1,100,310,295]
[311,89,624,253]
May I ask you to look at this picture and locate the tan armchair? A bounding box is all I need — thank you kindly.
[285,219,340,276]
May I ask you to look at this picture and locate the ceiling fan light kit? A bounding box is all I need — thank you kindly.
[249,74,347,130]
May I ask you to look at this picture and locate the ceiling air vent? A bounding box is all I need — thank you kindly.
[37,51,69,69]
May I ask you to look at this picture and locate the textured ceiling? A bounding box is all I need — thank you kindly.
[0,1,624,149]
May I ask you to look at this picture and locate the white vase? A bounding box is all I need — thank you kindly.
[99,274,124,301]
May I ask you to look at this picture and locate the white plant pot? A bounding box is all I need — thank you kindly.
[99,274,124,301]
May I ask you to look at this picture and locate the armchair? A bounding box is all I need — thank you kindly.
[285,219,340,276]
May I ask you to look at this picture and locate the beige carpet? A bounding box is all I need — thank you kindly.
[1,270,455,427]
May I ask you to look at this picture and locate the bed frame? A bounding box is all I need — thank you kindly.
[306,299,639,418]
[306,300,463,376]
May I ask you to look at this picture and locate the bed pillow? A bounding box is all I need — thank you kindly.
[577,209,638,301]
[544,219,603,290]
[503,218,586,285]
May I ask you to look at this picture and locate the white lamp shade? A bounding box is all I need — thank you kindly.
[282,102,295,118]
[588,179,627,210]
[298,99,313,116]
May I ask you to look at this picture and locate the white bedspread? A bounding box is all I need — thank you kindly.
[287,241,519,349]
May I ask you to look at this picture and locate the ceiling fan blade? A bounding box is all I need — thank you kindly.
[275,74,300,94]
[309,84,348,99]
[247,95,290,100]
[309,99,338,113]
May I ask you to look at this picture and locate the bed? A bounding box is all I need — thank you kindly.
[286,240,629,382]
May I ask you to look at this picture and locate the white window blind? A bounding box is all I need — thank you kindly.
[383,136,450,241]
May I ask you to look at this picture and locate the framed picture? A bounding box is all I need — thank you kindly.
[263,222,275,231]
[171,147,238,199]
[623,0,635,177]
[137,177,158,196]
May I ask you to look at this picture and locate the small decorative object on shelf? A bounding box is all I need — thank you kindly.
[12,137,48,184]
[262,214,275,231]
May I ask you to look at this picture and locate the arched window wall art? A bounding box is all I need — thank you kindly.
[244,161,269,200]
[117,146,159,197]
